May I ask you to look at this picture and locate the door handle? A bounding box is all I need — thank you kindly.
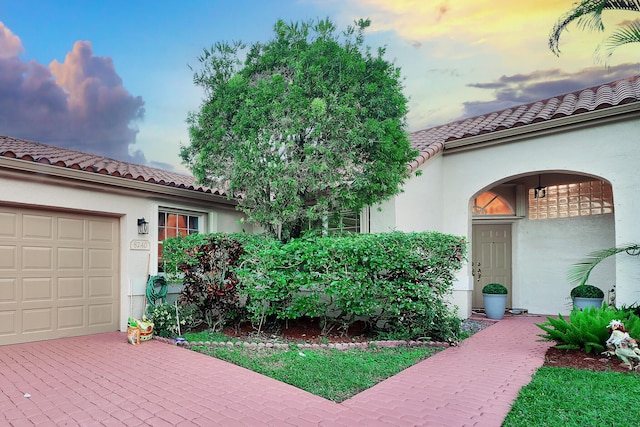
[472,262,481,280]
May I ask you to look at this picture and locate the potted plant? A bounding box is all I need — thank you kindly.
[567,243,639,308]
[482,283,508,320]
[570,284,604,310]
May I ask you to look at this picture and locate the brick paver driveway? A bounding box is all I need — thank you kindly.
[0,316,551,426]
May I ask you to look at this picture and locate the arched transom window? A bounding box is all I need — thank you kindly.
[472,191,514,216]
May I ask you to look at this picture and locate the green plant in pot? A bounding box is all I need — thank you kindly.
[482,283,508,320]
[567,243,639,309]
[570,284,605,310]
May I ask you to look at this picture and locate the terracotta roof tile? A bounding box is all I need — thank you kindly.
[576,89,595,113]
[536,97,559,121]
[408,75,640,171]
[518,102,543,124]
[0,135,227,197]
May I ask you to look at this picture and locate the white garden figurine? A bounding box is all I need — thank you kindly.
[604,319,640,370]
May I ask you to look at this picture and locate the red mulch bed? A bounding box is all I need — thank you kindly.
[222,317,369,344]
[223,317,637,374]
[543,346,639,374]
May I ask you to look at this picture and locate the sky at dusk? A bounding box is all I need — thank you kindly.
[1,0,639,173]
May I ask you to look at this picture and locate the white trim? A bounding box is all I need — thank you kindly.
[360,206,371,234]
[472,217,523,224]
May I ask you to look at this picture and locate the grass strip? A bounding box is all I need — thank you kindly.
[192,344,443,402]
[503,367,640,426]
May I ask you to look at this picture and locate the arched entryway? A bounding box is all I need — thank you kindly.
[470,172,615,314]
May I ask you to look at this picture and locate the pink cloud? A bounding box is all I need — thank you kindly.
[0,22,146,164]
[0,21,24,58]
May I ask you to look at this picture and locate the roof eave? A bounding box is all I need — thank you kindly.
[0,157,237,206]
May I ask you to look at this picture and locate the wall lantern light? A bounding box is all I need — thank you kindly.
[137,218,149,235]
[534,174,546,199]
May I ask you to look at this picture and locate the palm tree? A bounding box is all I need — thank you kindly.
[568,243,640,287]
[549,0,640,57]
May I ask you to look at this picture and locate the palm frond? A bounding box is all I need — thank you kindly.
[567,243,640,286]
[605,20,640,48]
[593,19,640,64]
[576,9,607,32]
[549,0,640,55]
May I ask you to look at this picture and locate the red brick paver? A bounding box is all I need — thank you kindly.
[0,316,551,426]
[343,315,552,426]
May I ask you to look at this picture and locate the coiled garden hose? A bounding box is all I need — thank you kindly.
[146,275,168,306]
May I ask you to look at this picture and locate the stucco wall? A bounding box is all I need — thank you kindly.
[513,214,615,315]
[370,198,397,233]
[370,153,445,233]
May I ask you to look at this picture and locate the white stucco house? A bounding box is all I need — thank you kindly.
[1,75,639,345]
[371,75,640,318]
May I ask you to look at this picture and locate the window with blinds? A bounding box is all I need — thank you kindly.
[157,210,201,270]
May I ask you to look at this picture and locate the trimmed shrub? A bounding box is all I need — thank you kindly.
[482,283,507,294]
[236,231,466,341]
[570,284,604,299]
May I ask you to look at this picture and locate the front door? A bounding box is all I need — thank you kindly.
[471,223,512,309]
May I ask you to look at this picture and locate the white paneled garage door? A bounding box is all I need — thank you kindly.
[0,206,119,345]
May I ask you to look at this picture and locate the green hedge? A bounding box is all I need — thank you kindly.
[163,231,466,341]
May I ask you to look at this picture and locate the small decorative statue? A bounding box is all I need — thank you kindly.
[604,319,640,370]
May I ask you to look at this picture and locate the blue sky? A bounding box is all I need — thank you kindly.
[1,0,639,173]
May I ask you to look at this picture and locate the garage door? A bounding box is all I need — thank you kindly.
[0,206,119,345]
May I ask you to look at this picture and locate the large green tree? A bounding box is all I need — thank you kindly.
[182,18,416,241]
[549,0,640,57]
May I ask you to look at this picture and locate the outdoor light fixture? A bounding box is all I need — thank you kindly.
[137,218,149,235]
[534,174,546,199]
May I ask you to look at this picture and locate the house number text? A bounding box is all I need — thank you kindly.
[130,239,151,251]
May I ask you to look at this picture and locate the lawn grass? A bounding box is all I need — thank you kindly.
[503,367,640,426]
[180,322,485,402]
[189,342,443,402]
[184,331,236,343]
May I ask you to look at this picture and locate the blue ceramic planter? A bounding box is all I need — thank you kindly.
[483,293,507,320]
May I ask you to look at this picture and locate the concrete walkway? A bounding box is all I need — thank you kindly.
[0,315,552,426]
